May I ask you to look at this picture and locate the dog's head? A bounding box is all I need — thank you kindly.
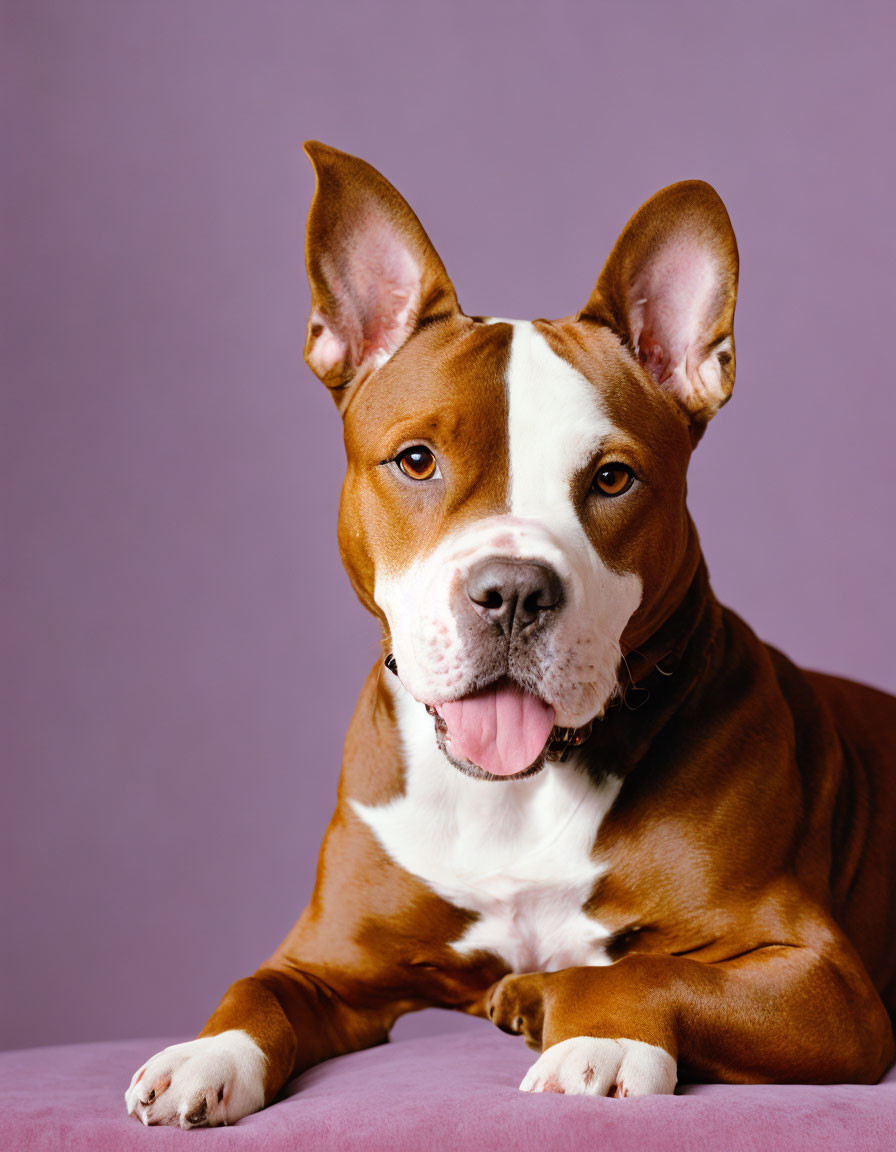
[302,143,737,781]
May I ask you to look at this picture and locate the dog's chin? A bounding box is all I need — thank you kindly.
[432,715,548,782]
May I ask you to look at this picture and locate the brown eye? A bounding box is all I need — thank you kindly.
[593,463,635,497]
[396,446,439,481]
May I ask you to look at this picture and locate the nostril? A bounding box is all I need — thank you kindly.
[531,569,563,612]
[478,588,503,611]
[523,589,551,616]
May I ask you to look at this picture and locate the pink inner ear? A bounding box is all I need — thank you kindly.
[308,213,424,379]
[348,219,422,365]
[629,239,717,387]
[306,310,348,378]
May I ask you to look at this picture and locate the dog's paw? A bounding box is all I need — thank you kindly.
[124,1030,266,1127]
[487,971,548,1048]
[520,1035,677,1097]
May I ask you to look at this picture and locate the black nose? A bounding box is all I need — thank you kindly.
[465,559,563,636]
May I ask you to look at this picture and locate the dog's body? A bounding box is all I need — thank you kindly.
[126,145,896,1127]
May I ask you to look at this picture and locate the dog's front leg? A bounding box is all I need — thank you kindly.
[488,924,894,1095]
[124,961,393,1127]
[123,745,485,1128]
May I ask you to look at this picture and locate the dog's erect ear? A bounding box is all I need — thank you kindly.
[302,142,460,409]
[581,181,738,426]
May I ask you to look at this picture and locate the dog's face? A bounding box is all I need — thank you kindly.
[303,144,738,780]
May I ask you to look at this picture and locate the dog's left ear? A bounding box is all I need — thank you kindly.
[302,142,460,410]
[581,181,738,427]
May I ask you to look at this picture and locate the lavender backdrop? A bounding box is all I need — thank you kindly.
[2,0,894,1052]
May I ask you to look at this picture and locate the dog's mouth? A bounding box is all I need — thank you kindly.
[426,678,556,782]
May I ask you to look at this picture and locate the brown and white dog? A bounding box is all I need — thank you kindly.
[126,144,896,1127]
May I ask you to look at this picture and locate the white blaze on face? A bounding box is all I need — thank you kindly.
[503,322,642,724]
[507,321,612,520]
[374,321,641,728]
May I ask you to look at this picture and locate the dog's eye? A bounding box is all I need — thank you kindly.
[396,446,439,481]
[592,463,635,497]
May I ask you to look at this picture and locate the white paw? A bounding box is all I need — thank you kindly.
[520,1036,677,1097]
[125,1030,266,1127]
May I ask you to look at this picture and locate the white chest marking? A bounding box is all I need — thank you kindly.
[351,684,621,973]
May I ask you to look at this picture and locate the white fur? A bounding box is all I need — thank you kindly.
[506,320,611,522]
[374,321,642,728]
[521,1035,677,1096]
[352,681,621,972]
[125,1030,266,1128]
[362,323,639,970]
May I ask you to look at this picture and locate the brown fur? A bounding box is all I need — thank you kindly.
[193,146,895,1107]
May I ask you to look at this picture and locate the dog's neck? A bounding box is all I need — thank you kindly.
[582,555,723,777]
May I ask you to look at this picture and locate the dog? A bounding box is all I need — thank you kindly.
[126,143,896,1127]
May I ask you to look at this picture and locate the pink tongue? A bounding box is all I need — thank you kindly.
[438,680,555,777]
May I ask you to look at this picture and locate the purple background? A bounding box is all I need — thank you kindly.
[2,0,894,1053]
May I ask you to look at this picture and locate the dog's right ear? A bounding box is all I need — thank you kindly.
[302,142,460,411]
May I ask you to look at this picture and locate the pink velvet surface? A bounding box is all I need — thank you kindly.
[2,1030,895,1151]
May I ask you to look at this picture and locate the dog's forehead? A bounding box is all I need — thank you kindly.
[531,318,691,456]
[342,314,686,487]
[343,315,510,457]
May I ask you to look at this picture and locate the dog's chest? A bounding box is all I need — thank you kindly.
[351,690,620,973]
